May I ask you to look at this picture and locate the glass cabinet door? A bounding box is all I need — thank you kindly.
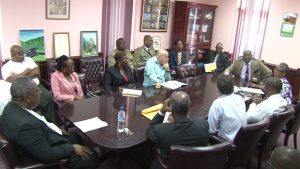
[186,7,201,46]
[200,8,215,44]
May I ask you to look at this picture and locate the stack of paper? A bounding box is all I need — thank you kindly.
[122,89,143,97]
[204,63,217,72]
[74,117,108,132]
[240,87,264,94]
[161,80,187,90]
[141,103,163,120]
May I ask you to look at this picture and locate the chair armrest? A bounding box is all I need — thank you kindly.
[155,148,167,169]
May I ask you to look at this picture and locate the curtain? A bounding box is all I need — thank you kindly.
[232,0,270,59]
[101,0,133,70]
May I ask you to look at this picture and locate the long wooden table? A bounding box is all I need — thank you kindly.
[59,74,222,151]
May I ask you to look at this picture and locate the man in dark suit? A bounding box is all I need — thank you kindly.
[146,91,209,169]
[207,42,229,72]
[169,40,187,70]
[1,77,99,169]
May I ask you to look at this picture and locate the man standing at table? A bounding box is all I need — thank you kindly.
[207,42,229,72]
[2,45,57,123]
[1,77,99,169]
[134,35,155,67]
[108,38,136,70]
[208,74,247,142]
[247,77,288,124]
[225,50,272,83]
[146,91,209,169]
[143,49,171,88]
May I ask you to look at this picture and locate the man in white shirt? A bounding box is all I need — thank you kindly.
[2,45,56,123]
[208,74,247,141]
[247,77,288,124]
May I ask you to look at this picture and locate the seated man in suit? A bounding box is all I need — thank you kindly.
[146,91,209,169]
[225,50,272,84]
[247,77,288,124]
[208,74,247,141]
[1,45,57,123]
[267,146,300,169]
[108,38,136,69]
[134,35,156,67]
[207,42,229,72]
[169,40,187,70]
[250,63,293,105]
[0,77,100,169]
[143,49,171,87]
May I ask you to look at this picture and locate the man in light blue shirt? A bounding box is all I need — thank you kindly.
[143,50,171,87]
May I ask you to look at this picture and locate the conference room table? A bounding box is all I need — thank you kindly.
[59,73,236,151]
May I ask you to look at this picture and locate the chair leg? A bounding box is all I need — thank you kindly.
[284,134,290,146]
[294,133,297,149]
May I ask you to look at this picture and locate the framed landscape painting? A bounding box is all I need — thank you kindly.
[46,0,70,19]
[80,31,98,57]
[19,30,46,61]
[140,0,169,32]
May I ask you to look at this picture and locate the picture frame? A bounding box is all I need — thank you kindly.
[46,0,70,20]
[152,36,161,50]
[80,31,98,57]
[53,32,70,58]
[140,0,170,32]
[19,30,46,61]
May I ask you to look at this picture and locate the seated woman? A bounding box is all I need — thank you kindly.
[105,51,135,94]
[51,55,84,102]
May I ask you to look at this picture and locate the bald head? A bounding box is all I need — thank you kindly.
[157,49,169,65]
[170,91,190,116]
[242,50,253,63]
[143,35,153,48]
[264,77,282,96]
[215,43,223,54]
[10,45,25,62]
[269,146,300,169]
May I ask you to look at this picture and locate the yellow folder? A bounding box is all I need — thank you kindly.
[141,103,163,120]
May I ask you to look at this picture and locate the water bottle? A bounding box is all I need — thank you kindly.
[117,106,125,133]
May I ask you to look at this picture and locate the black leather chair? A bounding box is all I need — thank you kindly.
[0,124,67,169]
[155,142,231,169]
[175,64,197,79]
[283,102,300,149]
[133,66,145,85]
[257,107,294,169]
[80,57,105,95]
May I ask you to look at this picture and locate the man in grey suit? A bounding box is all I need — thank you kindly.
[225,50,272,83]
[146,91,209,169]
[0,77,99,169]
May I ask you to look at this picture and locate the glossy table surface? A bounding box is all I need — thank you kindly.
[59,73,223,151]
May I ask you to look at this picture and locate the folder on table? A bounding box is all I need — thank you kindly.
[204,63,217,72]
[141,103,163,120]
[122,89,142,97]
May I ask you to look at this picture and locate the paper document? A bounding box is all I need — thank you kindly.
[122,89,142,97]
[161,80,187,90]
[163,112,172,123]
[141,103,163,120]
[74,117,108,132]
[204,63,217,72]
[239,87,264,94]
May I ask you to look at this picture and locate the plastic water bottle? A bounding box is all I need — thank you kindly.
[117,106,125,133]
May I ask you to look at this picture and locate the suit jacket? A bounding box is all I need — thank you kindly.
[207,51,229,72]
[0,102,74,163]
[225,58,272,82]
[146,113,209,160]
[104,65,135,94]
[108,49,136,69]
[169,50,187,70]
[51,71,83,102]
[133,46,155,67]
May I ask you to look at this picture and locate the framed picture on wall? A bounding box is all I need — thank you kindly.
[46,0,70,20]
[19,30,46,61]
[53,32,70,58]
[80,31,98,57]
[152,36,161,50]
[140,0,170,32]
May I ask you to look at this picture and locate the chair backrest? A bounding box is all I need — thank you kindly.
[175,64,197,79]
[0,125,21,169]
[259,107,294,152]
[133,66,145,85]
[285,102,300,134]
[80,57,105,90]
[226,118,270,169]
[167,142,231,169]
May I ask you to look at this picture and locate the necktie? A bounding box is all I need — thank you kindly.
[148,48,151,56]
[244,63,249,86]
[178,52,182,64]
